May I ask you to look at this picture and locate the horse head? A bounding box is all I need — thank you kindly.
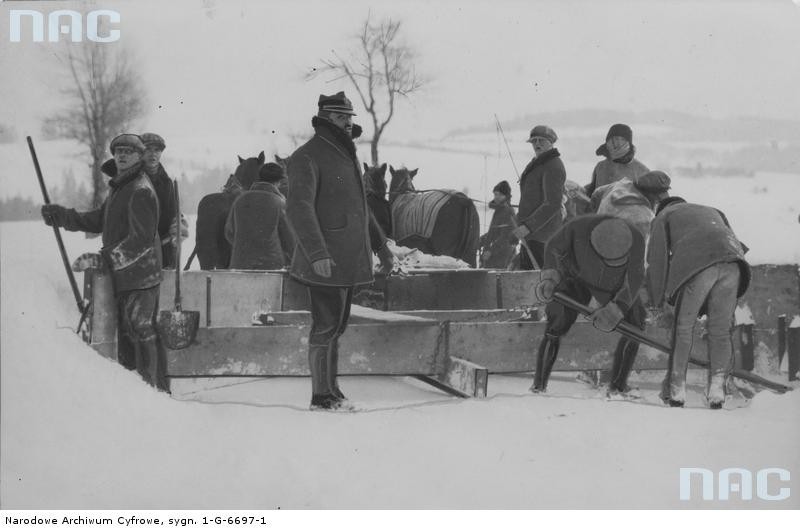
[234,151,266,191]
[274,154,289,169]
[363,162,388,199]
[389,165,419,199]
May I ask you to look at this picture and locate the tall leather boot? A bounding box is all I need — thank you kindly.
[327,340,346,400]
[309,343,335,409]
[609,339,639,393]
[531,335,560,393]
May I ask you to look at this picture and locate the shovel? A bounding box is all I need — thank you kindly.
[158,179,200,349]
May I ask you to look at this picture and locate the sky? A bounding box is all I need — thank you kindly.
[2,0,800,144]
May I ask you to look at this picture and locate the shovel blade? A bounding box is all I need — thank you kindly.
[157,309,200,350]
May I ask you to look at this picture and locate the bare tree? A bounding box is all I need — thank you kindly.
[46,42,147,208]
[306,15,426,165]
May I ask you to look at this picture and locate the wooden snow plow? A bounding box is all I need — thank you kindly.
[78,265,797,398]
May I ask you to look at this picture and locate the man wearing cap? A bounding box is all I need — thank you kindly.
[647,197,750,409]
[225,162,295,270]
[530,215,647,395]
[140,133,188,269]
[479,180,517,269]
[286,91,395,410]
[585,124,650,197]
[591,170,672,243]
[513,125,566,269]
[41,134,168,391]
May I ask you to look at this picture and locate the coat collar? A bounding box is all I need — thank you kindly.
[250,181,284,197]
[109,162,145,190]
[521,148,560,179]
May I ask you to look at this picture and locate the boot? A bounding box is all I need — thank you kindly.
[141,337,170,393]
[309,343,333,407]
[327,340,346,401]
[531,335,560,393]
[707,373,727,409]
[608,339,639,394]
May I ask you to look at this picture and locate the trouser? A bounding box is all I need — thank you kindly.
[307,286,354,398]
[533,278,646,391]
[116,285,169,392]
[662,262,740,402]
[519,239,545,270]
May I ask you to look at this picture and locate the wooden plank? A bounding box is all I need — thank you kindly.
[385,274,439,310]
[495,271,542,309]
[160,271,284,327]
[165,321,445,377]
[394,309,526,322]
[85,269,117,361]
[448,321,709,372]
[350,304,436,323]
[439,356,488,398]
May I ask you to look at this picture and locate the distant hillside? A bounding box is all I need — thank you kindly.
[443,109,800,144]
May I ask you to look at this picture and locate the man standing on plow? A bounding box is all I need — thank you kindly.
[286,91,394,411]
[41,134,168,392]
[530,215,647,396]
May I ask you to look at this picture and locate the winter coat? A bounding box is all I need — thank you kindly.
[225,181,295,270]
[585,152,649,196]
[286,117,386,287]
[646,203,750,307]
[62,162,162,293]
[544,214,645,312]
[146,164,182,268]
[517,148,566,244]
[590,179,654,242]
[479,199,516,269]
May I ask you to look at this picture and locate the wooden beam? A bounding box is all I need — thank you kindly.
[165,321,446,377]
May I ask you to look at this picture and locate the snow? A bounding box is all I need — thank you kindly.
[2,220,799,510]
[735,304,755,325]
[790,315,800,328]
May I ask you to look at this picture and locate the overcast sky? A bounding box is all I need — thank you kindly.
[2,0,800,143]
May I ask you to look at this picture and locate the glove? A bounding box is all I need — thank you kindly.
[590,302,625,332]
[166,213,190,244]
[533,268,561,304]
[41,204,69,227]
[71,252,105,272]
[312,257,334,278]
[377,243,396,275]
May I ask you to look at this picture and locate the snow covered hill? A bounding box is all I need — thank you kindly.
[1,220,798,509]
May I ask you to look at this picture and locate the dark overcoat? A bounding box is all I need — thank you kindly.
[62,162,162,293]
[225,182,295,270]
[646,203,750,306]
[286,119,382,287]
[517,148,566,244]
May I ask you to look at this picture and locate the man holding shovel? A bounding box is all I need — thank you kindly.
[41,134,168,392]
[530,215,647,396]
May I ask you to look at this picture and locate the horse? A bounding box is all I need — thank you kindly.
[363,163,392,239]
[194,151,265,270]
[385,165,480,267]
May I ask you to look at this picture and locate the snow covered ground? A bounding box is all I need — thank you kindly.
[1,219,799,510]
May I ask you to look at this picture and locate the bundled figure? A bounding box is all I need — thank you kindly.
[479,180,517,269]
[590,170,672,243]
[513,125,566,268]
[647,197,751,409]
[585,124,650,197]
[140,133,188,268]
[41,134,168,392]
[531,215,647,395]
[286,91,394,411]
[225,162,295,270]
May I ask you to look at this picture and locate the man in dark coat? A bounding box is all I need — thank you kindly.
[41,134,168,392]
[479,180,517,269]
[531,215,647,395]
[286,91,394,410]
[513,125,566,269]
[647,197,751,409]
[225,162,295,270]
[585,124,650,197]
[140,133,187,269]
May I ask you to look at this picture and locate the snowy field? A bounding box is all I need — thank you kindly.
[1,215,799,509]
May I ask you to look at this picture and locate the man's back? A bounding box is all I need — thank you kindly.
[226,183,286,270]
